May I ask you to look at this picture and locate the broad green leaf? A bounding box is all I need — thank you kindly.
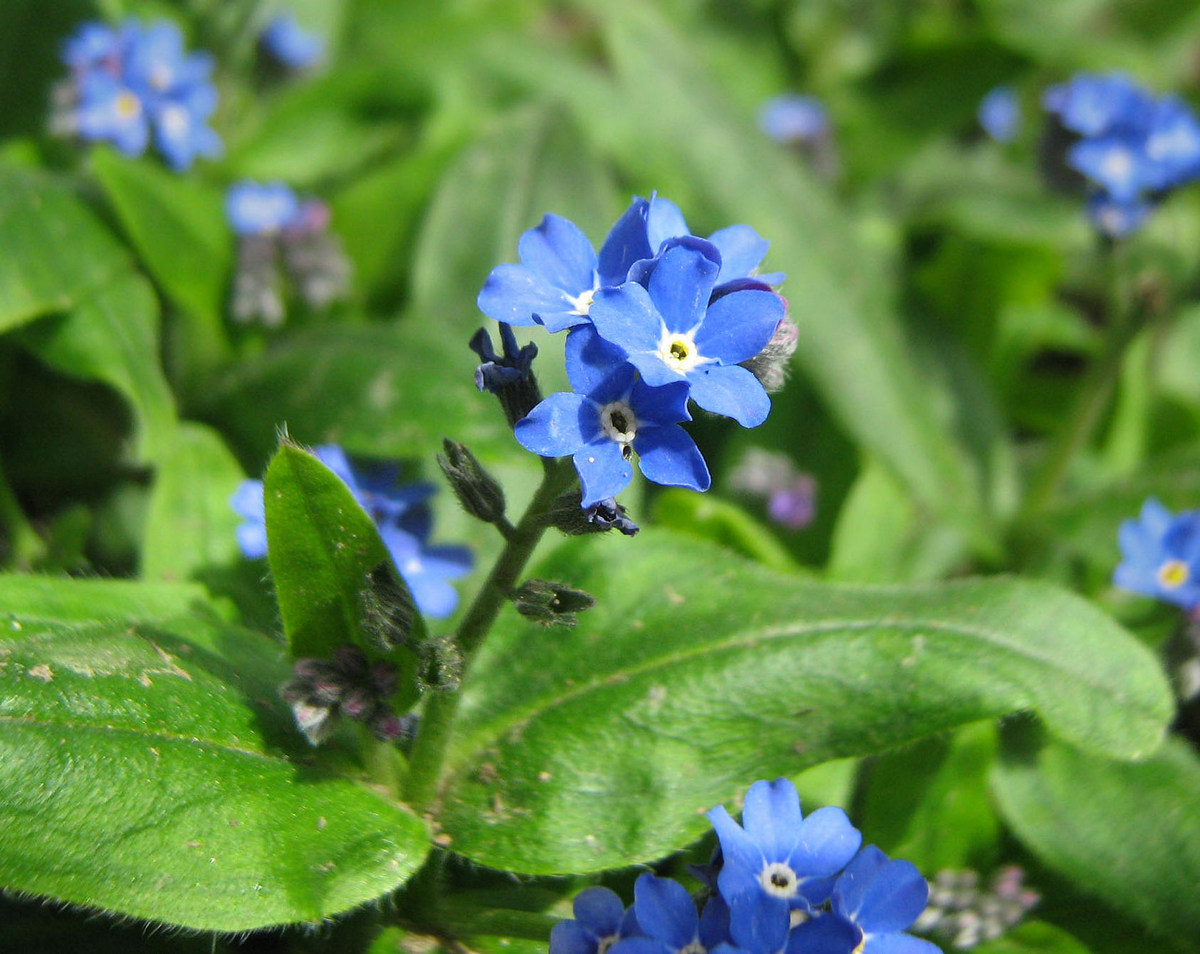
[972,921,1094,954]
[91,147,232,370]
[436,529,1171,873]
[992,730,1200,950]
[0,575,429,931]
[0,165,129,333]
[18,270,176,461]
[141,422,245,583]
[589,3,994,549]
[264,443,425,702]
[203,321,510,463]
[409,103,614,327]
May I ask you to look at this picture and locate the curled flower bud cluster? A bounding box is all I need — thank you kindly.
[280,645,415,746]
[226,181,350,326]
[729,448,816,530]
[551,778,940,954]
[52,18,222,170]
[913,867,1039,949]
[475,194,790,511]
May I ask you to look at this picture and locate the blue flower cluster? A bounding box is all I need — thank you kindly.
[477,196,790,508]
[1043,73,1200,237]
[232,445,472,617]
[1114,498,1200,612]
[56,19,221,171]
[551,778,938,954]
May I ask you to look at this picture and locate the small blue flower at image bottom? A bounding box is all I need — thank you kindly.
[589,242,784,427]
[707,778,863,953]
[790,845,940,954]
[261,13,325,69]
[609,875,733,954]
[515,326,709,507]
[550,885,641,954]
[231,445,472,617]
[1114,497,1200,611]
[978,86,1020,143]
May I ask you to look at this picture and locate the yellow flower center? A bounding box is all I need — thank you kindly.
[657,328,704,373]
[1158,559,1190,589]
[115,91,142,120]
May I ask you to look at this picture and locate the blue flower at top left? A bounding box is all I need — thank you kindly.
[232,445,473,618]
[55,18,221,170]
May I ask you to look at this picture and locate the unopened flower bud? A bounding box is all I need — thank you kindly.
[513,579,596,627]
[469,323,542,428]
[740,311,797,392]
[438,439,507,525]
[543,493,640,537]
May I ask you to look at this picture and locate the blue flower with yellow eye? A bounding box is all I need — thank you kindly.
[1114,498,1200,611]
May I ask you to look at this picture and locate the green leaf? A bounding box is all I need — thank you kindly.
[972,921,1095,954]
[204,321,510,463]
[18,270,177,461]
[650,489,804,574]
[141,422,245,583]
[992,730,1200,950]
[263,443,425,698]
[435,529,1171,873]
[0,575,429,931]
[0,165,129,333]
[409,102,614,327]
[91,147,232,369]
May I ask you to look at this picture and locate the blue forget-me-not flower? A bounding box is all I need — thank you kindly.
[232,445,472,617]
[550,886,641,954]
[261,13,325,70]
[978,86,1020,143]
[1042,72,1200,236]
[609,875,733,954]
[1114,498,1200,612]
[55,18,221,170]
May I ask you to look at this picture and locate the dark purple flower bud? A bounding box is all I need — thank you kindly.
[469,323,542,428]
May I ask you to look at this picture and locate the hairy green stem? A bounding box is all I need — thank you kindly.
[403,457,576,812]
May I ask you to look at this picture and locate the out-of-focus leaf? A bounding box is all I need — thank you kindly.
[0,165,129,333]
[18,271,176,461]
[972,921,1094,954]
[0,575,429,932]
[435,529,1171,873]
[91,147,232,371]
[650,489,803,574]
[141,422,245,583]
[992,729,1200,950]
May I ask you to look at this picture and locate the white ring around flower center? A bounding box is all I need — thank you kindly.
[656,326,705,374]
[568,287,596,316]
[599,400,637,445]
[759,861,799,898]
[1159,559,1190,589]
[596,935,619,954]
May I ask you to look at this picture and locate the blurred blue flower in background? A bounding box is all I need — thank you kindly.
[1114,498,1200,611]
[227,181,302,236]
[232,445,472,617]
[261,13,325,70]
[55,18,221,170]
[760,94,829,145]
[1042,72,1200,236]
[978,86,1020,142]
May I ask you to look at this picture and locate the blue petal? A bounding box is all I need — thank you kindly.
[635,426,710,492]
[707,225,769,284]
[698,895,733,949]
[634,874,698,949]
[741,778,802,860]
[862,935,943,954]
[646,195,689,252]
[647,245,719,334]
[519,214,597,299]
[231,479,265,522]
[707,805,762,890]
[694,289,783,364]
[417,544,474,580]
[785,806,863,880]
[787,913,860,954]
[515,392,598,457]
[687,365,771,427]
[574,886,625,935]
[835,847,927,934]
[477,263,579,329]
[727,894,789,954]
[610,939,671,954]
[597,197,653,286]
[574,439,633,508]
[406,574,460,618]
[566,325,637,399]
[550,921,599,954]
[313,445,360,494]
[590,282,663,356]
[631,379,692,426]
[236,520,269,560]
